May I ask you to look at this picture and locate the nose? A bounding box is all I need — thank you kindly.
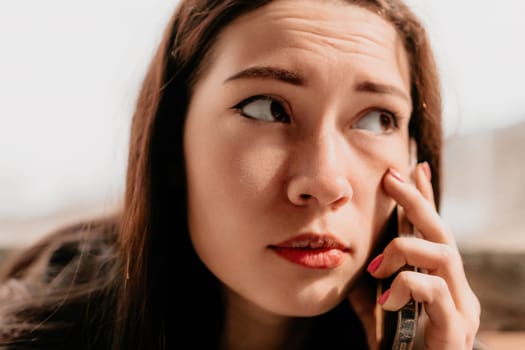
[286,133,353,210]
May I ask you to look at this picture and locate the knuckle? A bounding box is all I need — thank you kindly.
[469,290,481,312]
[471,314,480,333]
[436,243,454,262]
[436,244,462,272]
[473,296,481,316]
[432,275,449,296]
[465,316,481,348]
[396,270,413,287]
[384,237,409,267]
[389,237,405,253]
[467,295,481,329]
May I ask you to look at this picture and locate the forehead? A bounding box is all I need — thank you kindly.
[197,0,410,95]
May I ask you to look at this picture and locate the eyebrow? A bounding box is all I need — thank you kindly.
[224,65,410,103]
[224,66,305,85]
[355,81,411,103]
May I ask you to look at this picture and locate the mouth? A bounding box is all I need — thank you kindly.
[269,233,350,269]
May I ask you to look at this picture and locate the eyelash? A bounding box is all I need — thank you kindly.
[232,95,290,123]
[369,108,401,128]
[232,94,402,131]
[390,110,401,129]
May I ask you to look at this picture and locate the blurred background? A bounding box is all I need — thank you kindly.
[1,1,524,348]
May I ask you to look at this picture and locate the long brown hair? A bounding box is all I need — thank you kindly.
[118,0,441,343]
[1,1,442,349]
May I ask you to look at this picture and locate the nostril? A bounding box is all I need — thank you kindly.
[300,194,311,200]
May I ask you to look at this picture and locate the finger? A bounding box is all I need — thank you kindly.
[368,237,461,280]
[380,271,477,349]
[383,168,454,245]
[367,237,471,305]
[414,161,435,209]
[379,271,457,327]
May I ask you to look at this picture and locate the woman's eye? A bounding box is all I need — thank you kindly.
[233,95,290,123]
[352,109,398,134]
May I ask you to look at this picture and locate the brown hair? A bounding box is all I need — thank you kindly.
[1,1,442,349]
[118,0,441,343]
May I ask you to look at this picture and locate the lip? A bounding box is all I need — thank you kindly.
[269,233,350,269]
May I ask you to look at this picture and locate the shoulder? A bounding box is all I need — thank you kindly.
[0,214,121,349]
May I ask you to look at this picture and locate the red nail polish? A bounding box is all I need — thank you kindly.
[378,289,391,305]
[367,254,384,273]
[388,168,404,183]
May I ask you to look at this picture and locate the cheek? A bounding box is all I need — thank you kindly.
[188,128,287,203]
[184,109,288,239]
[233,141,288,199]
[350,136,408,238]
[351,135,408,193]
[184,118,290,293]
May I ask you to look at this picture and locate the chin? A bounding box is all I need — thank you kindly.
[271,285,348,317]
[286,299,345,318]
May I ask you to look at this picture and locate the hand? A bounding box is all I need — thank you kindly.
[367,163,481,350]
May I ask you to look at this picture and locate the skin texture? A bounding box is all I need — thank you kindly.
[185,0,410,314]
[184,1,479,349]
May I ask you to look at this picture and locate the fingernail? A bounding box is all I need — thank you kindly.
[378,289,391,305]
[421,161,432,181]
[388,168,404,183]
[367,254,384,274]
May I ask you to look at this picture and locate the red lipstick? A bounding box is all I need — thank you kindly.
[270,234,349,269]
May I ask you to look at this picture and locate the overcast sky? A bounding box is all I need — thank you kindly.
[1,0,524,219]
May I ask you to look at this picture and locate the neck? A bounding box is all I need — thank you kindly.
[348,282,381,350]
[220,289,309,350]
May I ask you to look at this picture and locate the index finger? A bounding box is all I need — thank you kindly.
[383,168,455,245]
[414,162,436,210]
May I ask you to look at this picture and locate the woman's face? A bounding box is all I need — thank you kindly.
[184,0,412,317]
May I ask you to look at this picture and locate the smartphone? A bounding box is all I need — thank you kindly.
[391,204,419,350]
[382,140,420,350]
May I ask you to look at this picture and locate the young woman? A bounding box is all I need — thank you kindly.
[0,0,482,349]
